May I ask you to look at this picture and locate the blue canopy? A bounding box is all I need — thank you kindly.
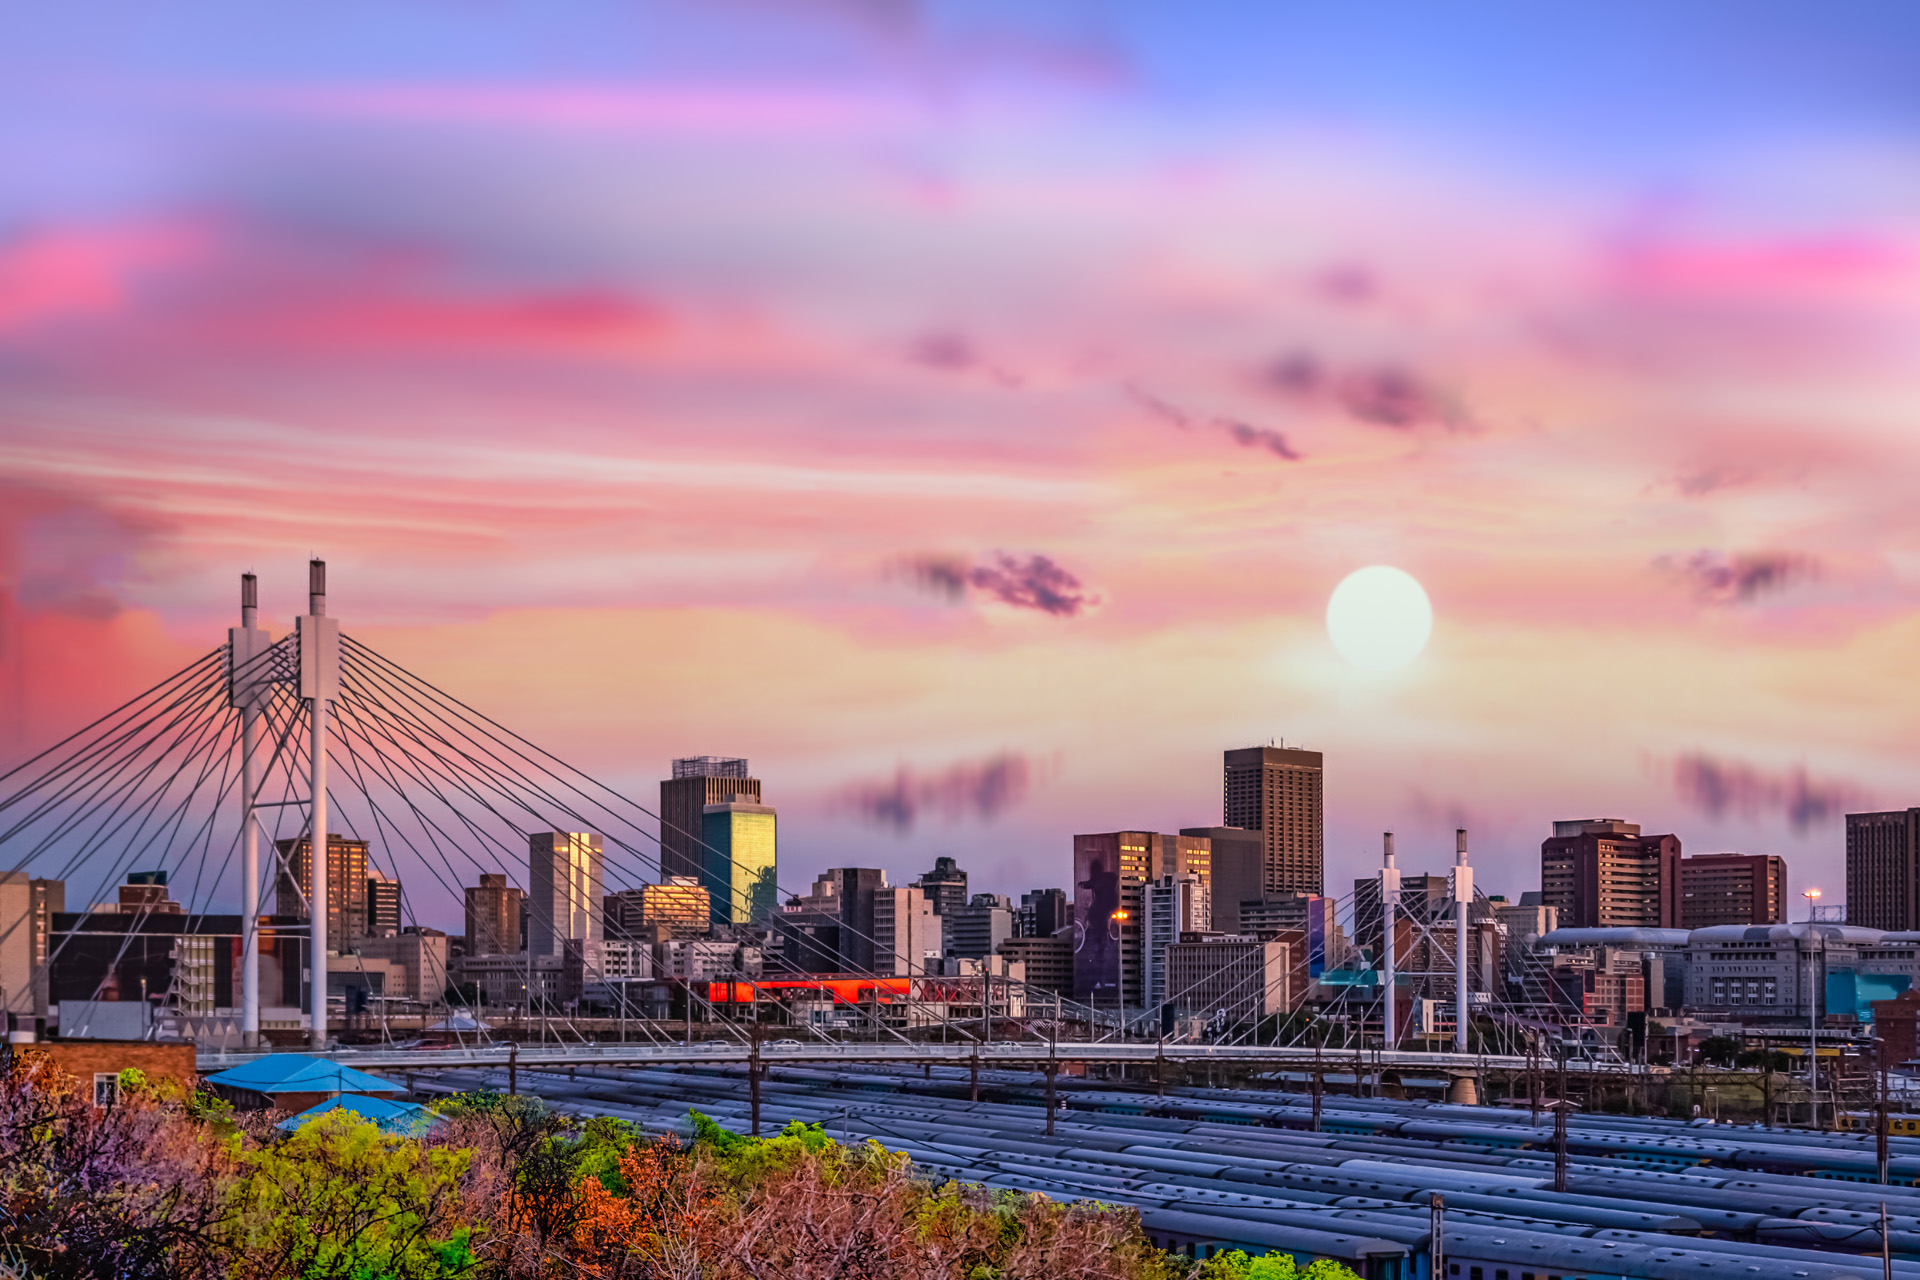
[276,1093,442,1136]
[204,1053,399,1096]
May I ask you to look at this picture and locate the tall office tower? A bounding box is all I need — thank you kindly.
[606,877,711,940]
[1182,827,1262,935]
[528,832,604,957]
[1071,831,1212,1008]
[464,874,524,956]
[701,801,777,928]
[276,836,371,945]
[914,856,969,917]
[1017,887,1070,938]
[1223,745,1325,895]
[1143,874,1210,1011]
[1848,809,1920,930]
[946,892,1017,960]
[801,867,887,971]
[1539,819,1681,929]
[365,869,402,938]
[873,884,941,976]
[660,757,761,881]
[1679,853,1787,928]
[0,874,63,1018]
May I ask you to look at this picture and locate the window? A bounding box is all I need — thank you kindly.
[1471,1269,1484,1280]
[93,1073,118,1107]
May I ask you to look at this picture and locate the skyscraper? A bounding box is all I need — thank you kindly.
[1678,853,1787,928]
[1539,819,1680,929]
[365,869,402,938]
[276,836,370,945]
[660,757,761,882]
[528,831,604,957]
[873,884,941,976]
[1848,809,1920,930]
[1072,830,1210,1008]
[1223,745,1325,895]
[913,856,969,917]
[701,801,777,927]
[464,873,523,957]
[1181,826,1262,935]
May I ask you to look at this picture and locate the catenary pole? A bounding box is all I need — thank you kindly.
[230,573,270,1047]
[1453,828,1471,1054]
[1381,832,1398,1052]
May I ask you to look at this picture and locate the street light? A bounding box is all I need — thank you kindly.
[1805,888,1823,1125]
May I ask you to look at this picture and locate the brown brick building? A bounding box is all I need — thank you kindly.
[1678,853,1787,928]
[1223,745,1324,896]
[1540,819,1680,930]
[1848,809,1920,931]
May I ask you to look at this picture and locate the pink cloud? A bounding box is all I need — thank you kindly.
[0,223,204,334]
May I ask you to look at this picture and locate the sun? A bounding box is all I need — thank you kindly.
[1326,566,1433,672]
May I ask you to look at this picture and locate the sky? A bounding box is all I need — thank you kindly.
[4,1,1920,924]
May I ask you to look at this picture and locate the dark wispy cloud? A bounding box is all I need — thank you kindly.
[905,551,1094,616]
[1657,550,1816,604]
[1260,350,1469,432]
[906,330,975,370]
[1670,752,1865,833]
[1128,386,1303,461]
[837,752,1034,833]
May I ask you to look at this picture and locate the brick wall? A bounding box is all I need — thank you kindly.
[18,1040,197,1089]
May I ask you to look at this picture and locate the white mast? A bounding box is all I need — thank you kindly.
[229,573,270,1047]
[299,559,339,1050]
[1453,828,1471,1054]
[1381,832,1398,1052]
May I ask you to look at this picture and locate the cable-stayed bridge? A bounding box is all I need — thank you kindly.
[0,562,1594,1080]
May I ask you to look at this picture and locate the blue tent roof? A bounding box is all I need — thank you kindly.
[204,1054,398,1096]
[276,1093,442,1136]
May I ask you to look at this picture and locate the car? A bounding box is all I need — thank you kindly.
[770,1039,804,1049]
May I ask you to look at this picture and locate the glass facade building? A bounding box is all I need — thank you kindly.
[701,802,778,927]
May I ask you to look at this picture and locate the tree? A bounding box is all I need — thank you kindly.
[1696,1035,1740,1067]
[1198,1253,1363,1280]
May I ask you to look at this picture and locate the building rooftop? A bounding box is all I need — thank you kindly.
[673,756,751,779]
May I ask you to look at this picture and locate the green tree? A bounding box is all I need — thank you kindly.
[1696,1035,1740,1066]
[1197,1251,1363,1280]
[227,1108,474,1278]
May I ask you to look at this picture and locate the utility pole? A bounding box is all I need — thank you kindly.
[300,559,338,1051]
[1805,888,1823,1127]
[1553,1098,1570,1192]
[1312,1033,1324,1132]
[229,573,271,1048]
[1453,829,1471,1055]
[1880,1037,1892,1186]
[1430,1193,1445,1280]
[749,1023,763,1136]
[1046,1026,1059,1137]
[970,1044,980,1103]
[1882,1201,1893,1280]
[508,1042,518,1097]
[1382,833,1399,1053]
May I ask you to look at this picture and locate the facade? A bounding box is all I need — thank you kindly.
[946,893,1016,960]
[0,873,63,1017]
[1165,936,1294,1024]
[998,934,1072,996]
[454,952,565,1011]
[464,873,523,957]
[275,835,371,944]
[700,802,778,927]
[662,939,763,981]
[1143,874,1210,1010]
[354,929,449,1002]
[1239,892,1345,974]
[773,876,844,973]
[119,870,182,915]
[50,912,306,1025]
[1682,922,1920,1025]
[563,938,653,1007]
[606,877,710,940]
[528,831,604,957]
[1017,888,1070,939]
[1540,819,1681,930]
[1848,809,1920,931]
[914,856,970,918]
[659,757,760,882]
[1182,826,1263,935]
[873,885,942,976]
[365,870,402,938]
[1071,831,1211,1008]
[1678,853,1787,928]
[1222,745,1325,896]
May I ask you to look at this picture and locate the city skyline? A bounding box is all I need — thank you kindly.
[5,5,1916,916]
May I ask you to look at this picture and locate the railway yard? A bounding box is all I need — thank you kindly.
[406,1059,1920,1280]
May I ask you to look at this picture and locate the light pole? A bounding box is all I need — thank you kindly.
[1805,887,1822,1126]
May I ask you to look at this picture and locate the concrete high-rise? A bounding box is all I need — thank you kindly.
[606,878,710,940]
[1678,853,1787,928]
[1223,745,1324,895]
[701,801,777,927]
[1848,809,1920,930]
[365,869,402,938]
[464,874,523,956]
[0,873,63,1018]
[660,757,760,882]
[874,884,941,976]
[1181,826,1262,935]
[276,836,370,945]
[528,832,604,957]
[1539,819,1680,930]
[914,856,969,918]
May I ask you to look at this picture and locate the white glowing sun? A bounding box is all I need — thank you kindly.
[1326,566,1433,672]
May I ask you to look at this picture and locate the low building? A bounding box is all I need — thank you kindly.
[606,878,710,940]
[663,939,762,982]
[353,929,450,1003]
[1165,935,1294,1026]
[452,952,565,1011]
[1684,923,1920,1025]
[9,1041,196,1107]
[998,933,1072,998]
[944,894,1015,960]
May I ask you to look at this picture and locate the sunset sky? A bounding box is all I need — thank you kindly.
[5,3,1920,924]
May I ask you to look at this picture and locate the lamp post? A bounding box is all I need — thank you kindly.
[1805,888,1822,1126]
